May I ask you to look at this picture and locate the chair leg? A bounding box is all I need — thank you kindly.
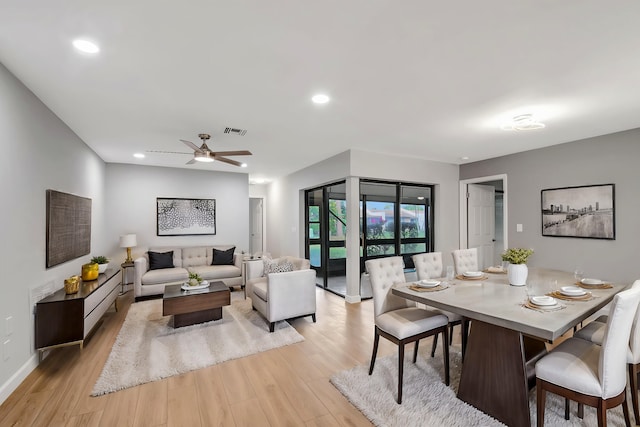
[629,363,640,425]
[431,332,438,357]
[596,402,606,426]
[578,403,583,419]
[311,313,316,323]
[369,328,380,375]
[449,324,454,345]
[442,326,450,386]
[413,340,419,363]
[564,398,570,420]
[269,322,275,332]
[398,343,405,404]
[536,378,546,427]
[623,393,632,427]
[461,319,469,360]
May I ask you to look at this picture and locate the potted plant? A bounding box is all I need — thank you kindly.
[501,248,533,286]
[188,272,203,287]
[90,255,110,274]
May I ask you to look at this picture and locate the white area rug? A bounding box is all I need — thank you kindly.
[92,295,304,396]
[331,348,628,427]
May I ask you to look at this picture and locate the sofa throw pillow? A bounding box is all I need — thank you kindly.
[263,258,294,274]
[148,251,174,270]
[212,247,235,265]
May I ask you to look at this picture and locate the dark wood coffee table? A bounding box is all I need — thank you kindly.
[162,281,230,328]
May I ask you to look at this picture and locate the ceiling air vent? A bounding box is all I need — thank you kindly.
[224,127,247,136]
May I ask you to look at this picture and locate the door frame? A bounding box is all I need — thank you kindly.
[249,197,266,255]
[459,174,508,253]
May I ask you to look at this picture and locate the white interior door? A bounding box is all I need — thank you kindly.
[467,184,495,269]
[249,198,263,254]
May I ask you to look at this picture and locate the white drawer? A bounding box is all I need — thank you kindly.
[84,284,118,338]
[84,274,119,315]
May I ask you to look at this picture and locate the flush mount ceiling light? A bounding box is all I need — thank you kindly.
[501,114,546,131]
[311,94,330,104]
[240,163,247,168]
[133,153,145,159]
[72,39,100,54]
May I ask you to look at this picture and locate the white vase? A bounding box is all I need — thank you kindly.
[508,263,528,286]
[98,263,109,274]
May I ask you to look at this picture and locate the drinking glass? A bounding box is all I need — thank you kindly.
[501,260,509,272]
[573,267,584,283]
[446,265,455,280]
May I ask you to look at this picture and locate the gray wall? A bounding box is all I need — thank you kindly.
[460,130,640,284]
[0,62,108,399]
[105,164,250,259]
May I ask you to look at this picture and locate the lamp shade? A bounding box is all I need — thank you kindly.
[119,234,137,248]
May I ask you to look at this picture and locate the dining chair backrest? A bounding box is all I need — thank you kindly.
[599,286,640,398]
[451,248,478,275]
[412,252,443,279]
[627,279,640,363]
[365,256,413,318]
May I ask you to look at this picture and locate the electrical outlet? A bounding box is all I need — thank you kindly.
[5,316,12,335]
[3,339,10,361]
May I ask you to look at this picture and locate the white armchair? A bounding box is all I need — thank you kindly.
[245,256,317,332]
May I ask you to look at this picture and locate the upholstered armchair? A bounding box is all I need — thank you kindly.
[245,256,317,332]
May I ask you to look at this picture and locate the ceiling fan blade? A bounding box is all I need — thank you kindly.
[180,139,203,153]
[214,156,243,167]
[211,150,252,157]
[186,158,197,165]
[146,150,191,155]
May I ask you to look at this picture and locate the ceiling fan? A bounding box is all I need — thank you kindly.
[149,133,252,167]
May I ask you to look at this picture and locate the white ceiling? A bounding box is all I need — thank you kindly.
[1,1,640,183]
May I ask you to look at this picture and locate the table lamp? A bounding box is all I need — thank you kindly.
[119,234,137,263]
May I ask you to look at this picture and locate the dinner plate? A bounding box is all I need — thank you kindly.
[414,280,441,288]
[530,296,557,306]
[581,278,604,285]
[560,286,587,297]
[463,271,483,278]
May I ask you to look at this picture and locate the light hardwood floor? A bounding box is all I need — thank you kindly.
[0,287,426,427]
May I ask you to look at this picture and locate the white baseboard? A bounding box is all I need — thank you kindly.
[345,294,361,304]
[0,354,38,405]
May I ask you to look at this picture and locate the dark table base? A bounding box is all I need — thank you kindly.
[163,282,230,328]
[457,320,547,427]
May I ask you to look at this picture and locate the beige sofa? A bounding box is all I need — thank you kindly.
[245,256,316,332]
[133,245,242,299]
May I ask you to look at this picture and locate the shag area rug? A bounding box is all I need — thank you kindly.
[331,348,628,426]
[92,294,304,396]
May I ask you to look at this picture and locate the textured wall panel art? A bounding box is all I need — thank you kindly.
[46,189,92,268]
[156,198,216,236]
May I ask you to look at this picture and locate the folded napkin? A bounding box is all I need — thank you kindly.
[576,281,613,289]
[547,290,594,301]
[408,284,449,292]
[485,266,506,274]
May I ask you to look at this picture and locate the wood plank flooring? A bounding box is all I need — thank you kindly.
[0,288,420,426]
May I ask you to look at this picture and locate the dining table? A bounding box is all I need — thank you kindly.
[391,267,627,427]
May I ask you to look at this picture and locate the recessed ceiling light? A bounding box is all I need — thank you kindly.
[501,114,545,131]
[461,156,469,161]
[312,94,330,104]
[133,153,145,159]
[254,178,265,184]
[240,163,247,168]
[72,39,100,54]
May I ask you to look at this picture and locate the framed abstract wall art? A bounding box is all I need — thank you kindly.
[541,184,615,240]
[46,189,92,267]
[156,198,216,236]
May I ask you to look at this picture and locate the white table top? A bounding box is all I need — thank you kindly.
[392,268,626,341]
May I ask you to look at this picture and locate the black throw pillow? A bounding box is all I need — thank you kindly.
[148,251,174,270]
[212,247,235,265]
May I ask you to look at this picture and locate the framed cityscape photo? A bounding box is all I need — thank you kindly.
[541,184,615,239]
[157,198,216,236]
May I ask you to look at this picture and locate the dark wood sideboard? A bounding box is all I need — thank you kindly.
[35,268,120,357]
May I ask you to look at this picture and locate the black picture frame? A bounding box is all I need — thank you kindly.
[156,198,216,236]
[541,184,615,239]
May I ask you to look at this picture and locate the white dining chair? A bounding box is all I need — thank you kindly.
[573,279,640,424]
[535,286,640,427]
[365,256,450,404]
[412,252,469,357]
[451,248,479,275]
